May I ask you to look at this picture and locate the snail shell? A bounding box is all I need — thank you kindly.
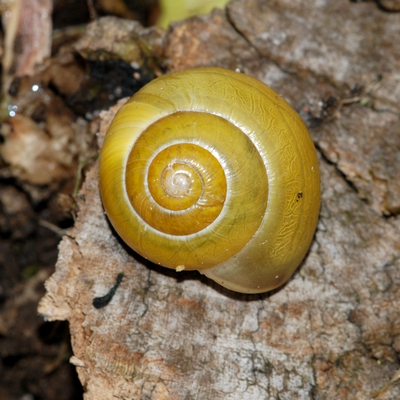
[99,68,320,294]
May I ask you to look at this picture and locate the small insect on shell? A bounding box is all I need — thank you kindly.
[99,67,320,294]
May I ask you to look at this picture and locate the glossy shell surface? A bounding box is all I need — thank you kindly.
[99,68,320,293]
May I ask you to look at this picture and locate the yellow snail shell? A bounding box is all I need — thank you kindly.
[99,67,320,294]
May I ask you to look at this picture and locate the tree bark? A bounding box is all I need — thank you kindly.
[39,0,400,398]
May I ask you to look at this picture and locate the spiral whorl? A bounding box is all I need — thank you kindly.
[99,68,320,293]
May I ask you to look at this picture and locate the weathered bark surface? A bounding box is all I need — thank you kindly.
[39,0,400,398]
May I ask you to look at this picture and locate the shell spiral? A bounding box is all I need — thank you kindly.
[99,68,320,294]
